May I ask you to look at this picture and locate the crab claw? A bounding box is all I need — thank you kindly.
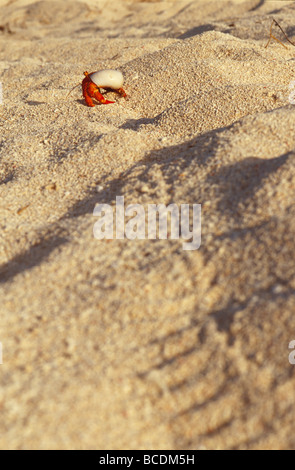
[93,86,115,105]
[84,81,114,105]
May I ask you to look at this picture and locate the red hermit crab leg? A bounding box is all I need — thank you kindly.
[117,87,127,98]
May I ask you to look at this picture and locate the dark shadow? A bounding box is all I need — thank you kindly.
[178,24,216,39]
[120,117,156,131]
[269,9,284,15]
[210,281,295,337]
[214,219,269,242]
[0,123,224,284]
[176,379,231,417]
[249,0,266,12]
[74,22,102,35]
[0,235,67,283]
[76,98,89,107]
[49,132,103,162]
[62,125,226,222]
[207,153,290,214]
[26,100,46,106]
[0,23,13,34]
[138,345,197,378]
[0,172,14,185]
[283,25,295,41]
[0,119,292,284]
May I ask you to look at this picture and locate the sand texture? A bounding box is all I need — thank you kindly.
[1,0,295,450]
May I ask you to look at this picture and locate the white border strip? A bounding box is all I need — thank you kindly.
[289,80,295,105]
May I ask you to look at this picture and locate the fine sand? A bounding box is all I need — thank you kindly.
[1,0,295,449]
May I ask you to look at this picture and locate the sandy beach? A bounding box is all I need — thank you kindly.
[1,0,295,449]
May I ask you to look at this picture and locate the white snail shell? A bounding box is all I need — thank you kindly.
[90,70,124,90]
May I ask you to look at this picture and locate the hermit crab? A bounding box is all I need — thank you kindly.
[82,70,127,107]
